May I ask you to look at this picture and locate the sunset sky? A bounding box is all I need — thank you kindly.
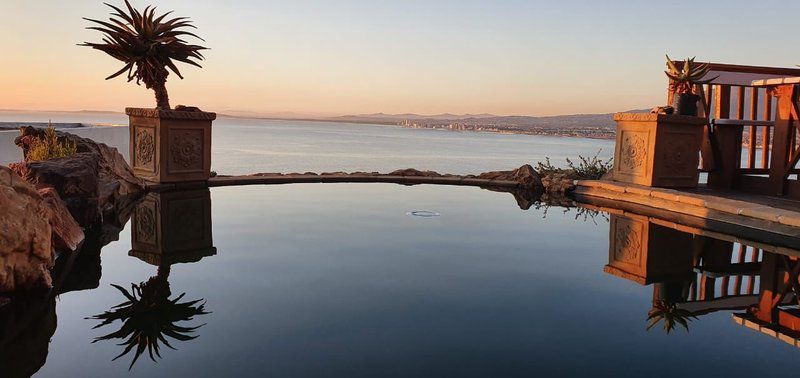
[1,0,799,117]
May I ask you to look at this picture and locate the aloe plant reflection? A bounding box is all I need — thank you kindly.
[89,189,215,369]
[89,263,209,369]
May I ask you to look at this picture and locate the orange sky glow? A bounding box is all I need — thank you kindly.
[1,1,799,117]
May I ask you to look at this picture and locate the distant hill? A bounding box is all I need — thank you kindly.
[337,112,498,121]
[331,109,649,129]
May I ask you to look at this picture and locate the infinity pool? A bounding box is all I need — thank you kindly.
[7,184,800,377]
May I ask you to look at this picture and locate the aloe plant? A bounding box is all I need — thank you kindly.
[665,55,718,94]
[80,0,207,109]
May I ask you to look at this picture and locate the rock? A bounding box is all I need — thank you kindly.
[651,106,675,115]
[0,166,55,292]
[38,188,84,252]
[12,126,145,227]
[388,168,443,177]
[10,153,100,225]
[540,172,576,194]
[477,164,543,191]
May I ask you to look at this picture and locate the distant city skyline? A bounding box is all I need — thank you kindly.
[2,0,799,117]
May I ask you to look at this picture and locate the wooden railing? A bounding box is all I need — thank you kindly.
[666,62,800,197]
[689,243,761,300]
[678,242,763,315]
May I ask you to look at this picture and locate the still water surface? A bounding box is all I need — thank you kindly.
[11,184,799,377]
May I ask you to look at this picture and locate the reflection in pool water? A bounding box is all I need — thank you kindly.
[3,183,800,377]
[88,190,216,369]
[88,266,209,370]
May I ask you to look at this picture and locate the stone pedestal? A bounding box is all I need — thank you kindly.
[612,113,706,188]
[127,108,216,183]
[129,189,215,266]
[603,214,694,285]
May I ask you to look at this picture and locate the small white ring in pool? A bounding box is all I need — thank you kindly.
[407,210,441,217]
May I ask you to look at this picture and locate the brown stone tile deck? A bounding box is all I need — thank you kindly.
[574,180,800,239]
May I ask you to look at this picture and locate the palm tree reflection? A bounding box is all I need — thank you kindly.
[646,300,697,333]
[88,264,209,370]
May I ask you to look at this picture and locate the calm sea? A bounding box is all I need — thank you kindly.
[0,111,613,174]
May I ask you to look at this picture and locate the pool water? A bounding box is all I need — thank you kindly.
[6,183,797,377]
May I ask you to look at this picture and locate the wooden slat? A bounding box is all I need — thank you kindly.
[769,86,795,195]
[696,84,715,170]
[733,244,746,295]
[709,85,741,189]
[736,86,746,120]
[748,248,760,295]
[763,91,773,168]
[721,275,730,297]
[748,87,759,168]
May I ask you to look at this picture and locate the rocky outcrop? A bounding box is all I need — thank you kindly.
[0,167,56,292]
[39,188,84,252]
[11,126,145,227]
[477,164,543,192]
[225,165,543,191]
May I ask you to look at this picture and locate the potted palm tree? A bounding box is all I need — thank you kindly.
[611,56,715,188]
[81,0,215,183]
[665,56,717,116]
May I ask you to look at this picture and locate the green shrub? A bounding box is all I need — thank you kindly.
[26,124,77,161]
[535,150,612,180]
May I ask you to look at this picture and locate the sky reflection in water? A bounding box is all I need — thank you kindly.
[15,183,797,377]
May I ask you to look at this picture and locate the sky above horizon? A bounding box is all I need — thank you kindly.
[1,0,799,117]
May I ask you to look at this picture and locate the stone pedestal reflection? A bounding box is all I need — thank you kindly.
[604,213,694,285]
[130,189,216,265]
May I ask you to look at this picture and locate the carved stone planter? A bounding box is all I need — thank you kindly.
[603,214,694,285]
[612,113,706,188]
[127,108,216,183]
[129,189,216,266]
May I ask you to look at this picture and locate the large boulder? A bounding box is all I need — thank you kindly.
[477,164,543,192]
[11,126,145,227]
[0,167,56,292]
[10,153,99,225]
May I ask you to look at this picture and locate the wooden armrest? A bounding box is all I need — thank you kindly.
[712,119,775,127]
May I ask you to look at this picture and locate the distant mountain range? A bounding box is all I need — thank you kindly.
[336,112,499,121]
[2,108,651,132]
[329,109,649,129]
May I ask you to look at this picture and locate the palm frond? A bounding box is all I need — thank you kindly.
[80,0,207,108]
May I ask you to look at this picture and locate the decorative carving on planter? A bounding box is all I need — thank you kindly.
[169,130,203,171]
[613,218,642,265]
[135,203,157,246]
[134,128,155,167]
[620,132,647,174]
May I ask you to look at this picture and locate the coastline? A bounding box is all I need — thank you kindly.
[0,112,616,141]
[217,115,616,140]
